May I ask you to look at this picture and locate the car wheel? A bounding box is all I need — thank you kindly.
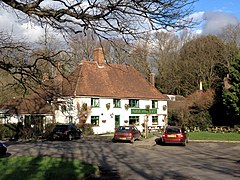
[68,134,73,141]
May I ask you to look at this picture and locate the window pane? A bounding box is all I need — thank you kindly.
[152,100,158,108]
[129,116,140,125]
[129,99,139,108]
[91,98,100,107]
[113,99,121,108]
[152,116,158,125]
[91,116,99,126]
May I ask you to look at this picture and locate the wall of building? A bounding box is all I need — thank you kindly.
[55,97,167,134]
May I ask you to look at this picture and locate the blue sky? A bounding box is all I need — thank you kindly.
[194,0,240,19]
[192,0,240,34]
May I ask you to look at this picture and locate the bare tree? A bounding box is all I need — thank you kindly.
[0,0,198,99]
[1,0,197,40]
[128,39,151,78]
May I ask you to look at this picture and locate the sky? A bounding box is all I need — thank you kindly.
[192,0,240,34]
[0,0,240,42]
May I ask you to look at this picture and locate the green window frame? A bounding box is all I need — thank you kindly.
[113,99,121,108]
[152,116,158,125]
[152,100,158,109]
[91,98,100,107]
[129,116,140,125]
[129,99,139,108]
[91,116,99,126]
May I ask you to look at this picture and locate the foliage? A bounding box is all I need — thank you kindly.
[42,123,56,139]
[0,156,98,180]
[77,103,92,125]
[222,54,240,125]
[76,123,94,136]
[188,111,212,131]
[0,124,15,139]
[168,109,189,126]
[186,89,215,111]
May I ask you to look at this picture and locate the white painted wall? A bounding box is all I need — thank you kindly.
[55,96,168,134]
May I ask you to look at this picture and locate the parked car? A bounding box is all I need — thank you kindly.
[50,124,82,141]
[113,126,141,143]
[0,142,7,155]
[161,126,189,146]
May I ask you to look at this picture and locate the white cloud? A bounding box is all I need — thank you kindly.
[0,8,45,42]
[189,11,205,22]
[202,11,239,34]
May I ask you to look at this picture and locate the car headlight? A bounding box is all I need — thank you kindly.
[2,143,6,148]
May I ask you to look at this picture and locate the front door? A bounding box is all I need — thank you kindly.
[115,115,120,127]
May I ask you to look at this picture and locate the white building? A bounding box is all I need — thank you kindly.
[54,48,168,134]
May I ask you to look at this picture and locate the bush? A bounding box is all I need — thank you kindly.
[42,123,56,139]
[0,124,15,139]
[76,123,94,136]
[188,111,212,131]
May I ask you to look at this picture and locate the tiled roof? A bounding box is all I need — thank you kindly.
[62,61,165,100]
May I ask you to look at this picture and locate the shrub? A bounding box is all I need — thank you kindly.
[42,123,56,139]
[0,124,15,139]
[76,123,94,136]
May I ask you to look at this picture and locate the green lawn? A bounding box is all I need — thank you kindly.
[0,156,99,180]
[189,131,240,141]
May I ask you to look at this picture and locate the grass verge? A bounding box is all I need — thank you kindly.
[189,131,240,141]
[0,156,99,180]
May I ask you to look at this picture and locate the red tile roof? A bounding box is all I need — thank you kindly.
[62,61,165,100]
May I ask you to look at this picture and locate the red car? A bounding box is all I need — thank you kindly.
[162,126,189,146]
[113,126,141,143]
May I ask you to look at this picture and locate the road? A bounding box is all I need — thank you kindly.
[4,138,240,180]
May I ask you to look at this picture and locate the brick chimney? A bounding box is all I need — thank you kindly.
[94,48,105,66]
[150,73,155,86]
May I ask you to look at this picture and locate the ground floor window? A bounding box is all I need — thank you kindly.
[129,116,140,125]
[152,116,158,125]
[91,116,99,126]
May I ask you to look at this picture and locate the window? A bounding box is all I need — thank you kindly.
[152,100,158,109]
[113,99,121,108]
[91,98,100,107]
[129,116,140,125]
[91,116,99,126]
[129,99,139,108]
[152,116,158,125]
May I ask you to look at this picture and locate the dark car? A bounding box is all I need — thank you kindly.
[0,142,7,156]
[161,126,189,146]
[113,126,141,143]
[51,124,82,141]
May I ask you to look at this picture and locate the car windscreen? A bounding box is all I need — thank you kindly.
[166,128,180,134]
[117,127,130,132]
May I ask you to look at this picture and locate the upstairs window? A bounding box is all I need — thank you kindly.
[129,99,139,108]
[91,98,100,107]
[113,99,121,108]
[152,100,158,109]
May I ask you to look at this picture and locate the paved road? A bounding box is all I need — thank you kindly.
[4,138,240,180]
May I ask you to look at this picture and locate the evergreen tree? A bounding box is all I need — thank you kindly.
[222,54,240,125]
